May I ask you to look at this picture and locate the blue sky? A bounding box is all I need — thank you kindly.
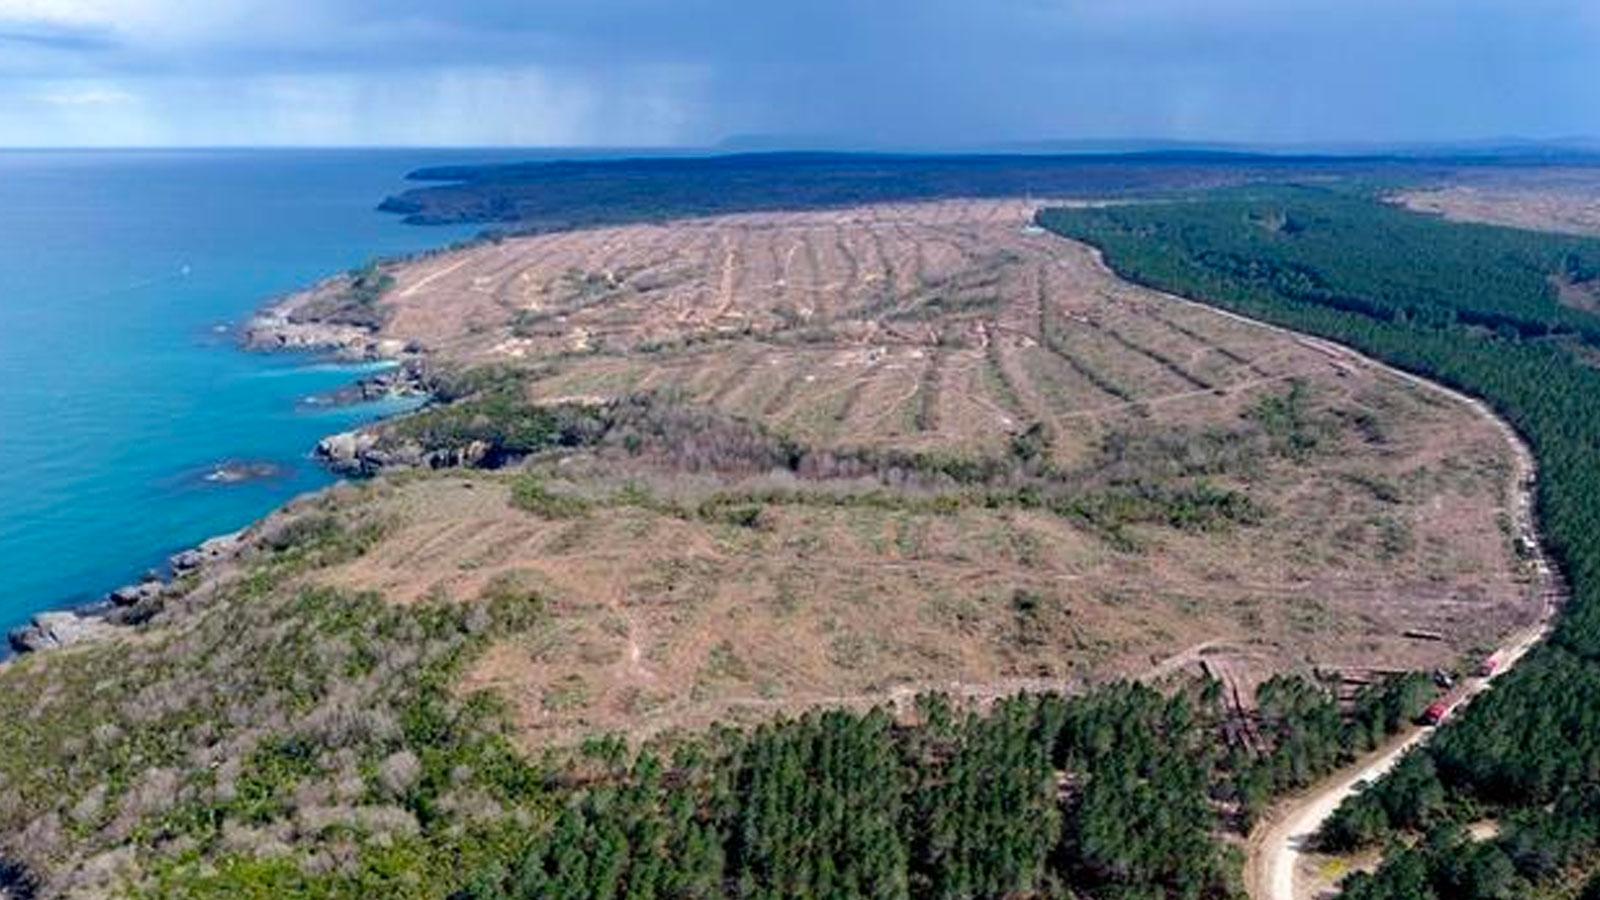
[0,0,1596,148]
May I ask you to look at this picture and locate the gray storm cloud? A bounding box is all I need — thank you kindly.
[0,0,1594,147]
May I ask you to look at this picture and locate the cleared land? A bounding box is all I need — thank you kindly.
[279,200,1540,746]
[1246,380,1558,900]
[353,201,1512,461]
[0,196,1559,897]
[1395,169,1600,237]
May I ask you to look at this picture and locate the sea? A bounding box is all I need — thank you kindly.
[0,148,551,636]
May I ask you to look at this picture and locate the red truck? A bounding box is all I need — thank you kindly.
[1478,652,1503,678]
[1422,698,1459,726]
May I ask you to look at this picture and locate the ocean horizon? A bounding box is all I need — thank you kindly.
[0,148,551,636]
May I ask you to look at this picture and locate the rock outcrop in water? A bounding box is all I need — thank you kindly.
[6,611,117,653]
[315,429,381,474]
[200,460,286,485]
[299,363,430,409]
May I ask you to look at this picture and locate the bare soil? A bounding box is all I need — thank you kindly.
[280,201,1540,747]
[1394,171,1600,237]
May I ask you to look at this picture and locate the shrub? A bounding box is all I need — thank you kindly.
[508,475,589,518]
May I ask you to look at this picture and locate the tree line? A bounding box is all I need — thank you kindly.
[1040,186,1600,897]
[454,672,1423,900]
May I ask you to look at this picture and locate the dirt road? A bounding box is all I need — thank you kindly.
[1238,337,1559,900]
[1255,726,1429,900]
[1248,590,1554,900]
[1109,247,1571,900]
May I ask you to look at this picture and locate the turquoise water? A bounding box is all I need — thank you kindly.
[0,149,530,633]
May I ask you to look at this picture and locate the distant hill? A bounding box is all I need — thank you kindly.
[377,148,1600,230]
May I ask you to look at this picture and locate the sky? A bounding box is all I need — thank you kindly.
[0,0,1596,148]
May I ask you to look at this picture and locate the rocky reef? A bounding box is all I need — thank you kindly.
[199,460,287,485]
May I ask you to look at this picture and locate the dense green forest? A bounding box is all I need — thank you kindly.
[446,674,1424,900]
[1040,186,1600,897]
[375,151,1446,229]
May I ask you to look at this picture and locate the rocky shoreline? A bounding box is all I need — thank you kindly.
[313,428,491,476]
[240,272,414,361]
[298,364,429,408]
[6,266,438,659]
[7,531,245,654]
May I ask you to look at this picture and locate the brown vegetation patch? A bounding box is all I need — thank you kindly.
[273,200,1540,748]
[317,367,1527,747]
[1394,171,1600,237]
[1554,272,1600,314]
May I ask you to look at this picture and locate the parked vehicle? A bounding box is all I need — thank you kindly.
[1421,698,1457,726]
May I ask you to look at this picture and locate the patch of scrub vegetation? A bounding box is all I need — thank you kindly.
[385,386,573,463]
[702,639,752,683]
[476,569,549,610]
[291,261,397,330]
[0,509,546,898]
[1058,481,1263,550]
[1247,380,1334,461]
[508,474,591,518]
[1095,421,1263,481]
[1009,587,1072,648]
[541,674,591,712]
[1341,471,1405,504]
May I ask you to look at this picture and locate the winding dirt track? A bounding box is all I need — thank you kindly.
[1107,249,1571,900]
